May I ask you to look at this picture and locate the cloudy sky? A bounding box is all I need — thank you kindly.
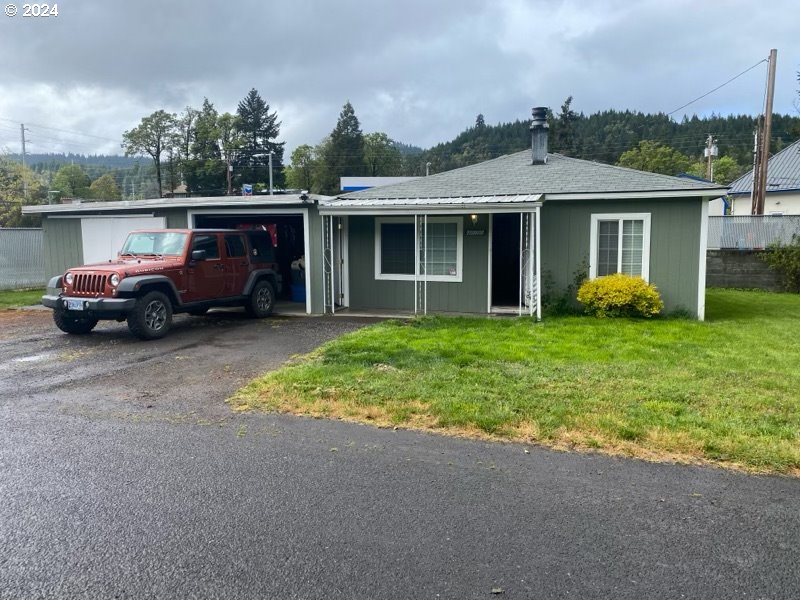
[0,0,797,158]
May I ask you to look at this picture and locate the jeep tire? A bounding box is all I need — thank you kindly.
[53,308,98,335]
[127,290,173,340]
[246,280,275,318]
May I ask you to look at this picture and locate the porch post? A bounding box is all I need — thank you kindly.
[518,212,524,316]
[414,214,418,315]
[330,216,336,314]
[536,206,542,321]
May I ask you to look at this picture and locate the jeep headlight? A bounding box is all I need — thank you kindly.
[110,274,120,287]
[65,272,74,285]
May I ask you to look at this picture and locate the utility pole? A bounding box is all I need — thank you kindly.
[268,151,274,195]
[704,134,718,181]
[753,48,777,215]
[749,125,761,216]
[20,123,29,199]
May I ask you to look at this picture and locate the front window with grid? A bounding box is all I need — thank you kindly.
[375,217,463,282]
[590,214,651,280]
[420,222,458,276]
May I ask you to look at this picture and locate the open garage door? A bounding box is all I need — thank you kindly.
[192,212,310,313]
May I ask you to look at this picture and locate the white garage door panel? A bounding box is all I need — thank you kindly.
[81,216,166,264]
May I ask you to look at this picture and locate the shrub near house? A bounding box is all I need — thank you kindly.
[577,274,663,318]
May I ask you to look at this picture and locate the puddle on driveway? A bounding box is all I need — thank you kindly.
[12,353,54,363]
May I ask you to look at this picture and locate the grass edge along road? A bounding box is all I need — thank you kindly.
[231,289,800,475]
[0,288,43,310]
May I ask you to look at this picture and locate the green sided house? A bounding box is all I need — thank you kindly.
[25,108,726,320]
[317,108,726,320]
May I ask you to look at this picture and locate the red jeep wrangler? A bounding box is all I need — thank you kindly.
[42,229,282,340]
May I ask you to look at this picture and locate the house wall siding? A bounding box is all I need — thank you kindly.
[347,215,488,313]
[540,198,703,316]
[42,217,83,280]
[41,208,189,279]
[731,191,800,216]
[306,207,324,314]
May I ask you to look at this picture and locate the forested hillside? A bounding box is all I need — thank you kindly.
[405,102,800,177]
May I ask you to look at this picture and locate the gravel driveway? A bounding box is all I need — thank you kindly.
[1,309,799,599]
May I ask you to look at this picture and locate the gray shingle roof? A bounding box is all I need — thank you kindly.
[326,151,724,204]
[728,139,800,195]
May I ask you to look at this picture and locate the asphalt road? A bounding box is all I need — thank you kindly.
[1,309,798,599]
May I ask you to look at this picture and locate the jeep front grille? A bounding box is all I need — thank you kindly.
[72,273,108,294]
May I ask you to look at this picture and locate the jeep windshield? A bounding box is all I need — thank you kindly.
[120,232,188,257]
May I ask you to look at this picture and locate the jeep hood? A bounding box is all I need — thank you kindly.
[70,257,183,275]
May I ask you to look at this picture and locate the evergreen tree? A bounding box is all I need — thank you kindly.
[185,99,224,195]
[235,88,285,190]
[321,101,365,193]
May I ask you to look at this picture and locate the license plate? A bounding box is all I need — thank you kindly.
[66,299,83,311]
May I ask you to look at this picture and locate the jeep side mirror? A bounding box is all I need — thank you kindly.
[191,250,207,261]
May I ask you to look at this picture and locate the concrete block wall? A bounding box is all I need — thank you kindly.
[706,249,782,291]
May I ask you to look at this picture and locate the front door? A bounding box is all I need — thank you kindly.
[185,233,226,301]
[491,214,521,307]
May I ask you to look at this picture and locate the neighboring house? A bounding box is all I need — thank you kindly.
[23,108,726,320]
[728,139,800,215]
[318,108,726,320]
[678,173,729,216]
[340,177,419,192]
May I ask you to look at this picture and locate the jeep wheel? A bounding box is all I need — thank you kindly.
[127,291,173,340]
[53,308,98,335]
[246,280,275,318]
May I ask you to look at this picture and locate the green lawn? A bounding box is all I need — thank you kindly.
[0,288,44,310]
[231,289,800,474]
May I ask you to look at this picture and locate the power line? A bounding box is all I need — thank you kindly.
[666,58,768,117]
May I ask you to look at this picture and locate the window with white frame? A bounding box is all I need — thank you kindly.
[374,217,463,282]
[590,213,651,280]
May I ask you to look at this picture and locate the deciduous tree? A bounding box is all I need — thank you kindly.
[363,132,402,176]
[0,155,45,227]
[617,140,691,176]
[52,164,90,199]
[88,174,121,200]
[284,144,316,191]
[122,110,177,198]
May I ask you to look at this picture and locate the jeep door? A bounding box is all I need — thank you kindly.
[185,233,226,301]
[222,234,250,296]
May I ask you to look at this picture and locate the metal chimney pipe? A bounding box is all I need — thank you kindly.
[530,106,549,165]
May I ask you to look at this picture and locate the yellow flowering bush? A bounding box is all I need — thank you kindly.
[577,273,664,318]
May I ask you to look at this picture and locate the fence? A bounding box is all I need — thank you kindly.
[708,215,800,250]
[0,228,45,290]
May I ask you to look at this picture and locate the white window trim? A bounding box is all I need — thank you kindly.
[374,216,464,282]
[589,213,652,281]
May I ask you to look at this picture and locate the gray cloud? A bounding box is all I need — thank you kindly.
[0,0,797,156]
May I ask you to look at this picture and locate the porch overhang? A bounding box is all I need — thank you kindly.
[318,194,542,216]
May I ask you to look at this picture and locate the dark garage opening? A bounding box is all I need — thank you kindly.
[194,214,305,303]
[491,213,521,307]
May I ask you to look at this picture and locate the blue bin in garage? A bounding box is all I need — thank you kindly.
[290,284,306,303]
